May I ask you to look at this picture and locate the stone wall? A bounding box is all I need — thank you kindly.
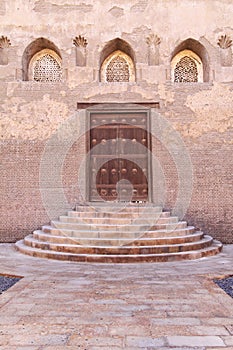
[0,0,232,243]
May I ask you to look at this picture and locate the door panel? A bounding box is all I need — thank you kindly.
[89,111,150,202]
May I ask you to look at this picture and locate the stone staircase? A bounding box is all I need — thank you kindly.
[15,203,222,263]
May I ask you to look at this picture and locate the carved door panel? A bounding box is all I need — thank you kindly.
[89,112,150,202]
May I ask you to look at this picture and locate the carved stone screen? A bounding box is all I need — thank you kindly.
[33,54,62,82]
[174,56,198,82]
[106,55,130,82]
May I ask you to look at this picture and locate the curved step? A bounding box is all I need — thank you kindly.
[67,210,170,219]
[51,220,187,232]
[24,234,213,255]
[59,215,178,225]
[15,239,223,263]
[75,204,162,211]
[16,201,222,263]
[33,230,204,247]
[42,225,196,239]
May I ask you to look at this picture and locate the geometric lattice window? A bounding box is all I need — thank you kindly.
[29,49,62,82]
[174,56,198,82]
[171,49,203,83]
[33,54,62,82]
[100,50,135,83]
[106,55,130,82]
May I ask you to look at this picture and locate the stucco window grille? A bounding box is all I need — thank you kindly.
[100,50,135,82]
[106,55,130,82]
[33,54,62,82]
[171,49,203,83]
[28,49,62,82]
[174,56,198,82]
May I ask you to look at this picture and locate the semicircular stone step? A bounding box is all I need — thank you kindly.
[51,220,187,232]
[59,215,179,225]
[74,204,163,214]
[15,204,222,263]
[15,239,223,263]
[33,230,204,247]
[67,210,171,219]
[42,225,196,239]
[23,234,213,255]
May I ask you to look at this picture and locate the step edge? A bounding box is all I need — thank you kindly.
[24,235,213,249]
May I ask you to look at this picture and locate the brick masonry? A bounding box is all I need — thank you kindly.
[0,0,232,243]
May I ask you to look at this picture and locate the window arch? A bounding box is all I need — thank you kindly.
[22,37,62,81]
[171,50,203,82]
[171,38,209,82]
[99,38,136,82]
[29,49,62,82]
[101,50,135,82]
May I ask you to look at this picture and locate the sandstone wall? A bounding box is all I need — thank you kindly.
[0,0,232,243]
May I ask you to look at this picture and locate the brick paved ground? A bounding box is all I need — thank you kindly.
[0,244,233,349]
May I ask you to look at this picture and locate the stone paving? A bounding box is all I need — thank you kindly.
[0,243,233,350]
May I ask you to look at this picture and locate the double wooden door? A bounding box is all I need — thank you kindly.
[88,111,150,202]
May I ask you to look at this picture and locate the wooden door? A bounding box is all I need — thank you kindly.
[88,111,150,202]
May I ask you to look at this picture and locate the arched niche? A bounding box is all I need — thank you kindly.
[171,50,203,82]
[99,38,136,82]
[22,37,62,81]
[171,38,210,82]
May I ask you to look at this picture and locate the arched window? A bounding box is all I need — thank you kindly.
[171,50,203,83]
[22,37,62,81]
[29,49,62,82]
[170,39,210,83]
[101,50,135,82]
[99,38,136,82]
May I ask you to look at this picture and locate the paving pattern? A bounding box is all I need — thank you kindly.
[0,243,233,349]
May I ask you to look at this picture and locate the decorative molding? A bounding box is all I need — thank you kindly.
[217,34,232,49]
[146,34,161,66]
[0,35,11,49]
[217,35,232,67]
[73,35,88,48]
[146,34,161,47]
[73,36,88,66]
[0,36,11,65]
